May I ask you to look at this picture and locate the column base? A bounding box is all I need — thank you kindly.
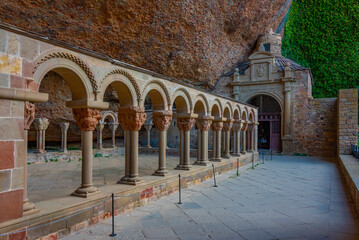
[34,149,46,154]
[232,153,241,157]
[241,151,247,154]
[23,201,40,216]
[118,176,142,185]
[61,149,68,153]
[193,160,210,166]
[147,145,152,149]
[175,164,192,170]
[210,158,222,162]
[153,169,169,176]
[247,150,254,153]
[71,186,99,198]
[223,154,231,159]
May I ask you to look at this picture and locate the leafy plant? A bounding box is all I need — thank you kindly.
[94,152,103,157]
[282,0,359,98]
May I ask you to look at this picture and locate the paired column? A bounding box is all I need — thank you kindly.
[223,120,233,159]
[33,118,49,154]
[144,123,153,148]
[194,116,214,166]
[23,102,38,215]
[247,123,254,152]
[241,121,248,154]
[254,122,259,152]
[96,121,104,150]
[108,122,119,148]
[211,117,226,162]
[117,106,146,185]
[60,122,69,153]
[72,108,102,197]
[232,120,242,156]
[152,111,172,176]
[175,114,197,170]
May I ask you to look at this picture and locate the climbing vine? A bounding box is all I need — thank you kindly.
[282,0,359,98]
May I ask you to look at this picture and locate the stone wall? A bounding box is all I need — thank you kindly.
[0,99,24,223]
[292,71,337,157]
[337,89,358,155]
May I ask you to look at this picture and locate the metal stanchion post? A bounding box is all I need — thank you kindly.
[178,174,182,204]
[262,152,264,164]
[236,158,239,176]
[252,154,254,168]
[109,193,117,237]
[271,149,272,161]
[212,164,218,187]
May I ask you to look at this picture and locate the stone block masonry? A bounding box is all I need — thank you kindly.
[337,89,358,155]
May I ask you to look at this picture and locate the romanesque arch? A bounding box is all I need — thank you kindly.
[99,71,139,107]
[193,94,209,115]
[210,99,223,117]
[101,111,118,123]
[141,80,171,110]
[33,52,94,101]
[172,89,191,114]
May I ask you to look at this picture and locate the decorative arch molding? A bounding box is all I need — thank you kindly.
[210,98,223,117]
[245,91,284,112]
[193,93,209,115]
[234,104,242,120]
[33,51,98,92]
[172,87,192,112]
[242,107,249,121]
[142,79,171,107]
[101,69,141,100]
[223,102,233,119]
[101,111,118,123]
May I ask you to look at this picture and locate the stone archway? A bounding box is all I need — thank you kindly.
[249,95,281,151]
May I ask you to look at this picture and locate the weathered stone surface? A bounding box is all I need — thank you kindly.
[0,170,11,192]
[0,0,290,87]
[0,141,14,170]
[0,189,23,224]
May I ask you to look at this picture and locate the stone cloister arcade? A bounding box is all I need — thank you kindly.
[0,28,258,227]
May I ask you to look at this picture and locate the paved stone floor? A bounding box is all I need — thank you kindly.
[27,153,185,202]
[62,156,359,240]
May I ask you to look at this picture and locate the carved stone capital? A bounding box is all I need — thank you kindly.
[247,123,254,132]
[33,118,49,131]
[196,116,214,131]
[177,118,195,131]
[72,108,101,131]
[241,121,248,131]
[24,101,35,130]
[223,120,233,131]
[153,111,172,131]
[96,121,105,131]
[211,121,223,132]
[118,106,147,131]
[232,121,243,132]
[59,122,69,131]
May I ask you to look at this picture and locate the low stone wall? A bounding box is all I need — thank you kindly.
[338,155,359,215]
[293,97,337,157]
[0,153,258,240]
[337,89,358,155]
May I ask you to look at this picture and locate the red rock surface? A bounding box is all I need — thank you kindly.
[0,0,290,87]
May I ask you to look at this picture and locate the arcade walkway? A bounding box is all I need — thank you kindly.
[63,156,359,240]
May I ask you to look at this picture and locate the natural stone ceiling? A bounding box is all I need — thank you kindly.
[0,0,291,88]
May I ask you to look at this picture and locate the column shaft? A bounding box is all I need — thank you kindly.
[224,131,231,159]
[154,130,168,176]
[128,130,140,182]
[241,131,247,154]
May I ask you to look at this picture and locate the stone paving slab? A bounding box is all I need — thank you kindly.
[62,156,359,240]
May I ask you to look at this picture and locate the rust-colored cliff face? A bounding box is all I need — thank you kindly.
[0,0,290,87]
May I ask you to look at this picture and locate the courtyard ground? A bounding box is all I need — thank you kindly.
[27,153,184,202]
[62,156,359,240]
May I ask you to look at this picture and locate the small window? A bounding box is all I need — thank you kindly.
[264,43,270,52]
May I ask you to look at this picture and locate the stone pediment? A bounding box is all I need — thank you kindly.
[248,51,274,61]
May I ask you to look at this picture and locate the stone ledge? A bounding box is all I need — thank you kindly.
[0,153,258,240]
[338,155,359,215]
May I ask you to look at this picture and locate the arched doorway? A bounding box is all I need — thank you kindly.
[249,95,281,151]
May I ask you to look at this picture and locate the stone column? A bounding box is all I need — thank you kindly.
[194,116,213,166]
[144,123,153,148]
[223,120,233,159]
[72,108,101,197]
[152,111,172,176]
[175,114,197,170]
[117,106,146,185]
[232,120,242,156]
[247,123,254,152]
[241,121,248,154]
[211,118,226,162]
[23,102,38,215]
[96,121,104,150]
[254,122,259,152]
[33,118,49,154]
[60,122,69,153]
[108,122,119,148]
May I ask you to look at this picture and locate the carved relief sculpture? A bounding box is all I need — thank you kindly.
[118,106,147,131]
[24,101,35,130]
[72,108,102,131]
[153,111,173,131]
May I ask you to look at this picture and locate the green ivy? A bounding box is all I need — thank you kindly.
[282,0,359,98]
